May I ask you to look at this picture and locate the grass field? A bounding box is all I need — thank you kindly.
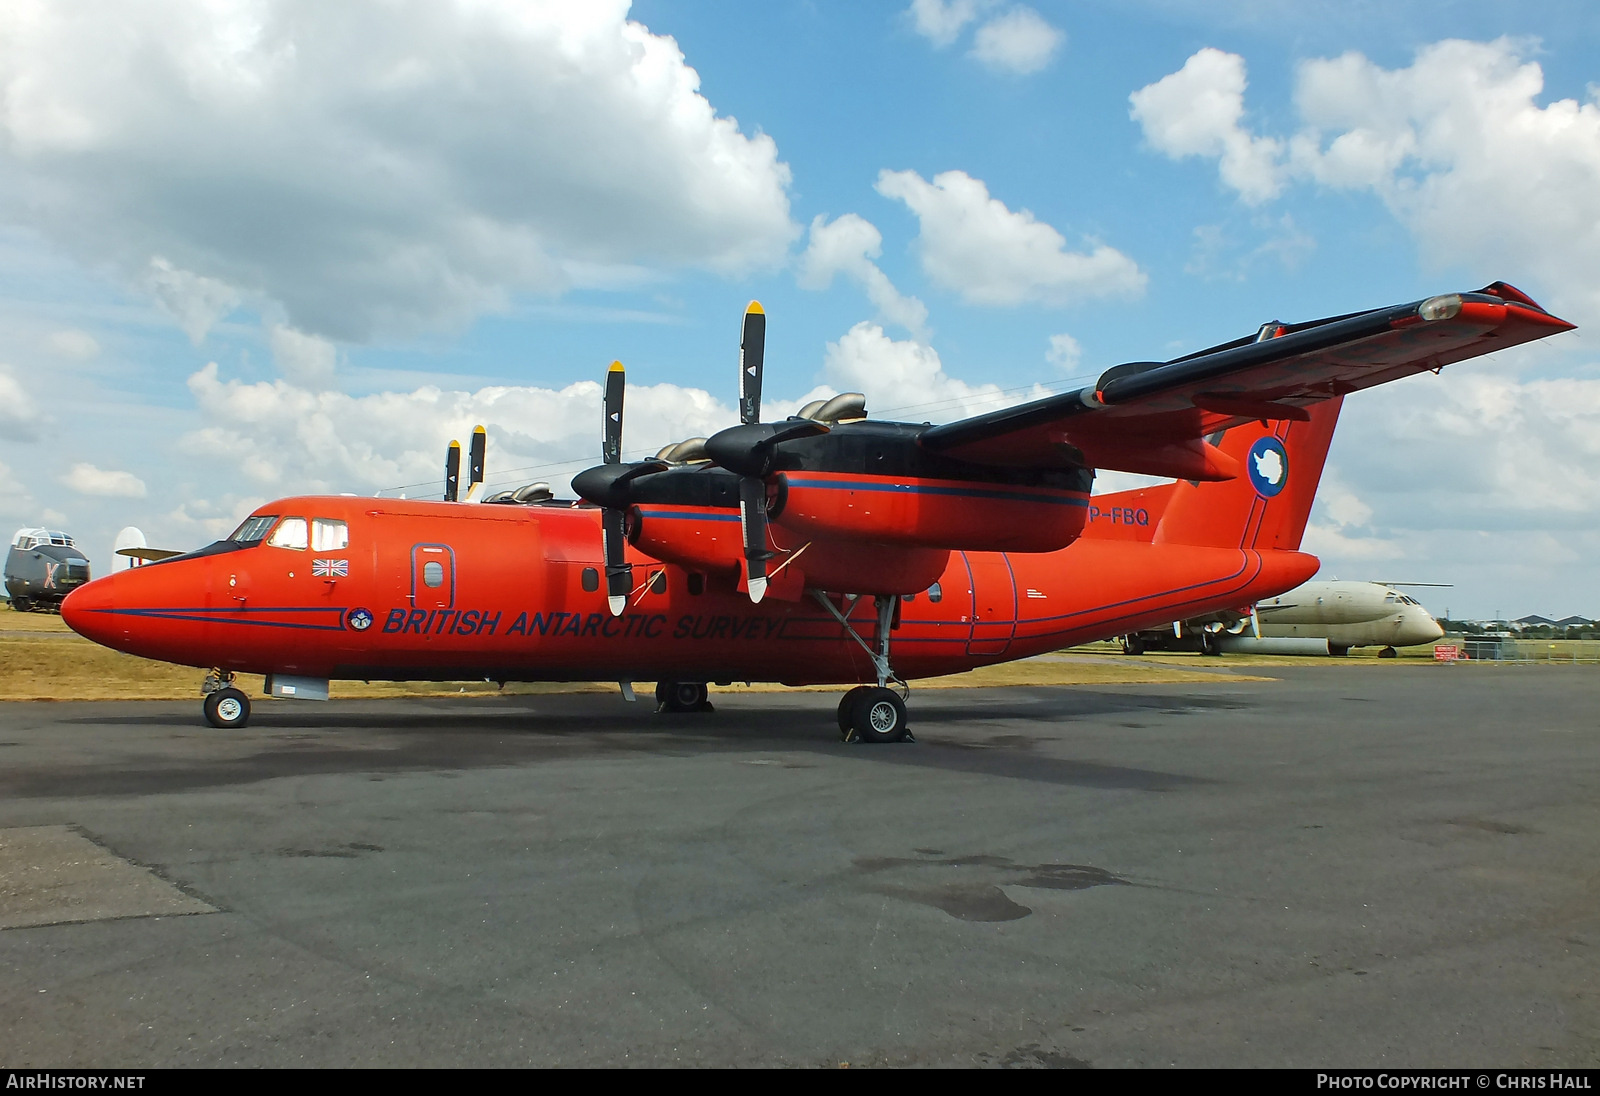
[3,607,1587,704]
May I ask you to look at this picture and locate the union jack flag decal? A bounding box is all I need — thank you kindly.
[312,558,349,577]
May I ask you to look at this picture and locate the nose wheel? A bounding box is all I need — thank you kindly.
[201,669,251,728]
[203,687,251,728]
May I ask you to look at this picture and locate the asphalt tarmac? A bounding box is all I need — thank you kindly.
[0,664,1596,1068]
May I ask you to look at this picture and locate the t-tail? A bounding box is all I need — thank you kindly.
[1148,396,1342,551]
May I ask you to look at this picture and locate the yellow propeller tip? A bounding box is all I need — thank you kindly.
[746,301,764,315]
[472,425,486,435]
[608,360,625,372]
[448,440,460,449]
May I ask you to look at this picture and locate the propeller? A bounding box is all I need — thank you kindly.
[444,440,461,502]
[570,362,667,616]
[704,302,829,604]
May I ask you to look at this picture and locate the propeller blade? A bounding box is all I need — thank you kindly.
[603,360,625,464]
[444,440,461,502]
[739,302,764,426]
[603,507,630,617]
[739,476,774,604]
[468,426,486,488]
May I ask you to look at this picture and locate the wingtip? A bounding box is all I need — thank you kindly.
[607,595,626,617]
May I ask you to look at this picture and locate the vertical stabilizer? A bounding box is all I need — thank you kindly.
[1153,397,1342,550]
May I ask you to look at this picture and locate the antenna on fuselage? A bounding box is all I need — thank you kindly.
[444,440,461,502]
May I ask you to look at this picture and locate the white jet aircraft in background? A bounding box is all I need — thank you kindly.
[1122,580,1446,657]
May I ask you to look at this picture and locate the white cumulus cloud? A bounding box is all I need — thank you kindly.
[0,366,43,441]
[822,322,1047,423]
[906,0,993,47]
[1046,332,1082,373]
[179,361,736,500]
[797,214,929,337]
[0,0,797,342]
[268,324,339,390]
[875,168,1146,306]
[1131,39,1600,324]
[1128,47,1285,205]
[970,7,1063,76]
[62,462,147,498]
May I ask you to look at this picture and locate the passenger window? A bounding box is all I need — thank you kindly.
[581,567,599,592]
[267,517,308,550]
[423,561,444,588]
[312,519,349,551]
[650,570,666,595]
[927,582,942,603]
[687,573,705,596]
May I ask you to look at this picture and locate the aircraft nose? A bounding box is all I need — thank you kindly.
[1395,608,1444,647]
[60,575,120,646]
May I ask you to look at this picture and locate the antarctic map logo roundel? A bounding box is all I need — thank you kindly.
[346,607,374,631]
[1247,436,1289,498]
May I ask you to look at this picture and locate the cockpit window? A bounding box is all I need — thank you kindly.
[267,517,309,550]
[229,515,279,544]
[311,518,349,552]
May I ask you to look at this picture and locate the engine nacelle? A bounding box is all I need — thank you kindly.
[771,472,1089,553]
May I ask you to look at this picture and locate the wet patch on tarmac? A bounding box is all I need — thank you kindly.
[853,851,1130,922]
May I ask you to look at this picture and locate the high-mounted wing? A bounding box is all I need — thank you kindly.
[919,283,1574,481]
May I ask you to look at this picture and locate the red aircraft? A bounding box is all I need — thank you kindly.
[62,284,1572,741]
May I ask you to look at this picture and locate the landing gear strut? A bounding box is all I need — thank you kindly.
[201,669,251,729]
[814,592,913,744]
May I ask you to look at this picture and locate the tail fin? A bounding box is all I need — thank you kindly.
[1153,397,1342,550]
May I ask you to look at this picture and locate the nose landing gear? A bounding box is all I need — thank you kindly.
[201,670,251,728]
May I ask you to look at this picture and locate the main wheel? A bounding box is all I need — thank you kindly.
[1199,630,1222,656]
[10,596,30,612]
[1328,644,1350,657]
[849,687,909,744]
[1122,634,1145,655]
[837,686,872,736]
[203,687,251,729]
[1378,646,1398,659]
[656,681,710,713]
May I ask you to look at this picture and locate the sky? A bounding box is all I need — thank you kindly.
[1,0,1598,620]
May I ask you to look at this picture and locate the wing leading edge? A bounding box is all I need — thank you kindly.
[918,283,1574,481]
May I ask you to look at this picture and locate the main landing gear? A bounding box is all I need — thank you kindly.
[201,669,251,729]
[814,592,913,744]
[655,681,713,713]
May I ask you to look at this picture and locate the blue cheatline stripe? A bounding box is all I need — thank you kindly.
[86,607,348,631]
[783,476,1089,507]
[636,509,742,522]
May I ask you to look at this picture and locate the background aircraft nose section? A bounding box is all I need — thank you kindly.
[1395,607,1445,647]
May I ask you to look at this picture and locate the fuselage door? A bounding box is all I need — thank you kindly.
[411,544,455,610]
[962,551,1017,656]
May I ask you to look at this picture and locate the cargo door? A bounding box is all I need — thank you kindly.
[963,551,1017,656]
